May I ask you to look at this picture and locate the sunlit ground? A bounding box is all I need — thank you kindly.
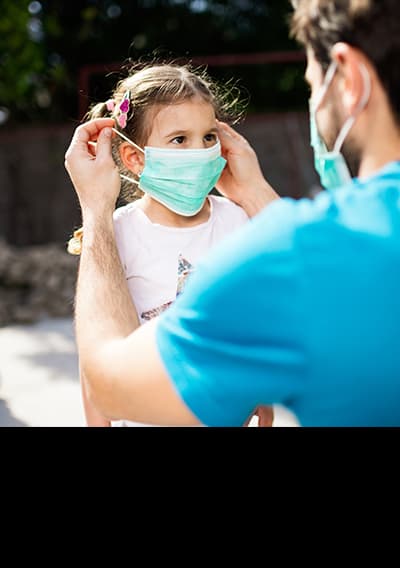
[0,317,298,427]
[0,318,83,426]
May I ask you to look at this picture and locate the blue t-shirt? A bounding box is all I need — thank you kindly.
[156,161,400,426]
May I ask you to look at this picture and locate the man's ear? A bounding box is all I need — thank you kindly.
[332,43,370,115]
[119,142,145,175]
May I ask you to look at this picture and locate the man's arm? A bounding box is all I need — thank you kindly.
[65,119,199,425]
[80,368,111,427]
[77,211,198,424]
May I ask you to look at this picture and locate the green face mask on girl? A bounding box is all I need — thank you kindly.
[113,128,226,216]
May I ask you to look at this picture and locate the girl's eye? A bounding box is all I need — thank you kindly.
[204,133,217,143]
[171,136,185,144]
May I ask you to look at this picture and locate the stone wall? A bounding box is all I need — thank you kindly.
[0,239,79,326]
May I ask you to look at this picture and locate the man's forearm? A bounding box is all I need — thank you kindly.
[75,211,139,412]
[80,368,111,427]
[76,212,138,340]
[64,120,199,425]
[240,181,280,218]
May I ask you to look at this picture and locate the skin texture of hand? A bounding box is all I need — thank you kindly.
[216,121,280,217]
[64,118,120,218]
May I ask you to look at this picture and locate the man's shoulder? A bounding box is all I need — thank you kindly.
[258,190,336,224]
[245,192,326,243]
[253,188,353,240]
[225,189,354,268]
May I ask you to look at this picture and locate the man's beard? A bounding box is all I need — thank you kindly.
[323,99,362,179]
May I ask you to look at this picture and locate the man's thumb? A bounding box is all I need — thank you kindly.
[96,127,113,161]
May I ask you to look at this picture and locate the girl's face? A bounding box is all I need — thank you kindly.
[118,96,220,180]
[146,96,219,150]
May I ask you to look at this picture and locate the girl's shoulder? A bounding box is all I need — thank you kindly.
[209,194,249,223]
[113,200,142,224]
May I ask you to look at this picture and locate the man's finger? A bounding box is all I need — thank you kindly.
[66,118,115,165]
[72,118,115,153]
[217,120,248,144]
[96,126,114,163]
[217,122,251,159]
[88,140,97,158]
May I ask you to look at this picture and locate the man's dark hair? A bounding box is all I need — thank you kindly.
[290,0,400,124]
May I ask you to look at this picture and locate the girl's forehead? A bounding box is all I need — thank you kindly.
[151,98,216,127]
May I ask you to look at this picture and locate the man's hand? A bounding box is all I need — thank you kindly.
[216,121,279,218]
[64,118,120,218]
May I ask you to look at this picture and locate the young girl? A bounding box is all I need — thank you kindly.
[69,63,252,426]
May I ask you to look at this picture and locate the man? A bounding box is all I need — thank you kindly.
[65,0,400,426]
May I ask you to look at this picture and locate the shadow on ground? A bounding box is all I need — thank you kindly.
[0,399,28,427]
[19,351,79,382]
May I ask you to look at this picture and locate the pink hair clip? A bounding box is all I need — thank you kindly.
[117,90,130,129]
[106,99,115,112]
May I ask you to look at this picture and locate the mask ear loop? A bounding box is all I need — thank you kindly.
[120,173,140,186]
[333,62,372,153]
[87,129,145,154]
[312,61,339,112]
[111,127,145,187]
[87,129,145,186]
[111,127,145,154]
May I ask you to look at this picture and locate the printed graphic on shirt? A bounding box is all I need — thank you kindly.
[141,254,195,322]
[177,254,195,296]
[141,300,173,322]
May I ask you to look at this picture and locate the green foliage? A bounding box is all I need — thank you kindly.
[0,3,44,117]
[0,0,307,125]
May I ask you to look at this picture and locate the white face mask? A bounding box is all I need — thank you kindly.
[309,61,371,190]
[113,128,226,216]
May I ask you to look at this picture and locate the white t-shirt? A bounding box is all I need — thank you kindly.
[111,194,249,427]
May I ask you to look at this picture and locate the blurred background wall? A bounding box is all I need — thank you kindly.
[0,113,317,246]
[0,0,320,324]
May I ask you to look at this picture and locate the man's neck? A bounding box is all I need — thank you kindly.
[358,111,400,179]
[358,148,400,180]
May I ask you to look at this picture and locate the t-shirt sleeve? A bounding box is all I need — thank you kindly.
[212,194,249,228]
[155,198,307,426]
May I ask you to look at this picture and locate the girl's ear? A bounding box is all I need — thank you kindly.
[119,142,145,175]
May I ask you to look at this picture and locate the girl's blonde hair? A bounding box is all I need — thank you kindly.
[67,62,246,255]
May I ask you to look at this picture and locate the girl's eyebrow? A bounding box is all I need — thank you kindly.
[164,129,190,138]
[164,127,218,138]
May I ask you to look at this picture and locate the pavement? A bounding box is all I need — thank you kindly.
[0,317,84,427]
[0,317,299,427]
